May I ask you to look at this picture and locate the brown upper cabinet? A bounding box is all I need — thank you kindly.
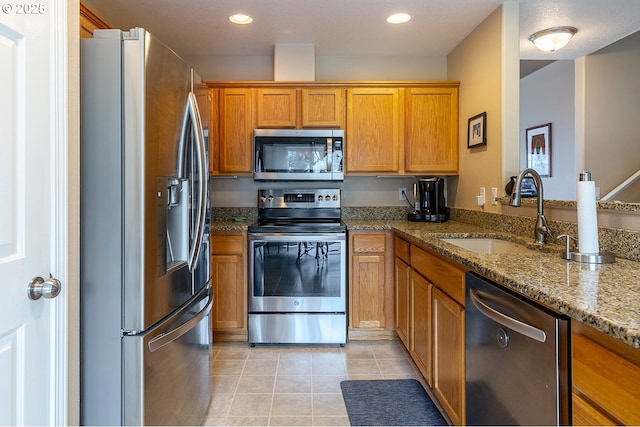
[255,88,297,128]
[80,2,111,38]
[216,88,254,175]
[255,87,345,129]
[301,88,345,128]
[346,88,402,173]
[206,81,458,177]
[405,87,459,174]
[346,84,459,175]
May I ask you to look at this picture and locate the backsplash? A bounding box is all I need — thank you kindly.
[342,206,412,220]
[451,208,640,262]
[211,206,640,262]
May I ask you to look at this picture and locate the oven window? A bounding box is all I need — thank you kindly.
[252,240,342,297]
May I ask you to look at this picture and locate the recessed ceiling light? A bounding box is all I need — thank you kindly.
[229,14,253,25]
[387,13,411,24]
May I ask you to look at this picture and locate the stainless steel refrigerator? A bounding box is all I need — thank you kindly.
[80,28,212,425]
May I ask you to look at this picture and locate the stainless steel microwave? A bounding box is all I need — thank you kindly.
[253,129,344,181]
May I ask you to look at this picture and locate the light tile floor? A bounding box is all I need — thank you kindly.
[204,340,427,426]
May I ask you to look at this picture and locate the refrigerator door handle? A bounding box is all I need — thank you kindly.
[179,91,208,272]
[469,288,547,343]
[148,286,213,352]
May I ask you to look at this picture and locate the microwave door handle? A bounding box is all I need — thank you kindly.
[326,138,332,172]
[186,92,208,272]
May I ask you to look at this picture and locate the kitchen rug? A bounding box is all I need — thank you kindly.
[340,379,447,426]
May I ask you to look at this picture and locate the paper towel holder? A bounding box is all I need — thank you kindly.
[557,234,616,264]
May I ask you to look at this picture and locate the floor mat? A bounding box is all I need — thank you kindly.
[340,379,448,426]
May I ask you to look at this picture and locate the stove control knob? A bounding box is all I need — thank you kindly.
[318,195,324,201]
[260,196,266,202]
[267,195,274,202]
[333,194,339,201]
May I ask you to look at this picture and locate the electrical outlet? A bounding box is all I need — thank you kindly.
[477,187,486,206]
[491,187,498,205]
[399,187,406,201]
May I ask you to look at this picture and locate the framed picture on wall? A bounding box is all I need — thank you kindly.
[526,123,552,177]
[467,112,487,148]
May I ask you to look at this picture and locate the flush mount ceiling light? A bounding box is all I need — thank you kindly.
[229,14,253,25]
[387,13,411,24]
[529,26,578,52]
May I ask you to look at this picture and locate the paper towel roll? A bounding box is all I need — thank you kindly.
[577,180,600,254]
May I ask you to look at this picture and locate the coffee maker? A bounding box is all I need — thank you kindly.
[407,177,449,222]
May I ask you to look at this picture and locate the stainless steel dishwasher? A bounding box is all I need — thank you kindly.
[465,272,570,425]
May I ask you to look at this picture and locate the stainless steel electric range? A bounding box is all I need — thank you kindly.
[247,188,347,345]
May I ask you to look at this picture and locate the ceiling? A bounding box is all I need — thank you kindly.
[82,0,640,63]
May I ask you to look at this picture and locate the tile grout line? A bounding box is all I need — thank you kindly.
[267,350,281,425]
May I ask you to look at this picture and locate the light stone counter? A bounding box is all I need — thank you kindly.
[210,221,249,231]
[346,219,640,349]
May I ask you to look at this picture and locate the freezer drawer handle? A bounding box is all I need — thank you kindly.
[148,289,213,352]
[470,289,547,343]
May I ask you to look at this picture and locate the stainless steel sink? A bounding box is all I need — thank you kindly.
[440,238,537,254]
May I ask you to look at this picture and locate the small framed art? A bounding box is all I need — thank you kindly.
[468,112,487,148]
[526,123,552,177]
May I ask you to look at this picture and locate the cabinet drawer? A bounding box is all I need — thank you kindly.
[394,236,410,263]
[212,234,245,254]
[572,393,616,426]
[572,331,640,425]
[411,245,465,305]
[352,234,386,253]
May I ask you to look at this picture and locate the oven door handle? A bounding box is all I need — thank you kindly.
[470,289,547,343]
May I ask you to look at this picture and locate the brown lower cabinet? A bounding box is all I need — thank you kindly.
[394,236,410,347]
[432,287,465,426]
[349,231,395,340]
[410,269,433,387]
[572,320,640,425]
[211,231,247,341]
[394,235,467,425]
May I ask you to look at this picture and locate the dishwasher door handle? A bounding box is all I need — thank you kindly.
[470,289,547,343]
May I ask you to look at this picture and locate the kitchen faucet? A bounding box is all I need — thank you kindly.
[509,168,552,245]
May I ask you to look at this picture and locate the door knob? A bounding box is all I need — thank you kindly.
[28,276,62,300]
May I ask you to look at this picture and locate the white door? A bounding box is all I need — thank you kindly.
[0,1,69,425]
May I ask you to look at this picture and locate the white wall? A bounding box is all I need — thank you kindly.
[520,60,576,200]
[186,54,447,81]
[584,30,640,202]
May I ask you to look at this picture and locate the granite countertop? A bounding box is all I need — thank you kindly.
[346,219,640,349]
[210,221,250,231]
[212,219,640,348]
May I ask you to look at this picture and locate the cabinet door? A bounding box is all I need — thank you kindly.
[410,270,433,387]
[433,288,465,426]
[218,88,253,174]
[572,393,616,426]
[346,88,402,173]
[301,88,345,128]
[211,254,246,330]
[350,233,392,331]
[211,233,247,334]
[394,257,410,347]
[80,3,110,38]
[256,88,297,128]
[351,254,386,329]
[405,87,458,174]
[208,89,220,173]
[194,87,216,174]
[572,328,640,425]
